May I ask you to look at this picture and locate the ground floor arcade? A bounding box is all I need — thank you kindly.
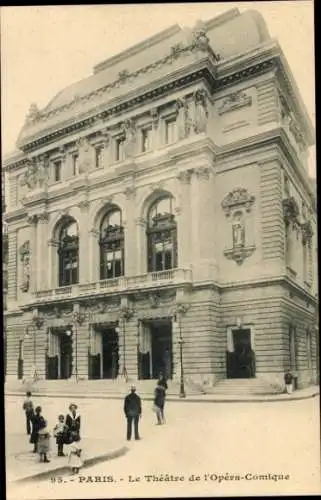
[5,282,319,390]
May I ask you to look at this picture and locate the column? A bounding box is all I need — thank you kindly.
[123,186,137,276]
[176,170,192,268]
[171,316,180,381]
[27,216,38,293]
[36,213,49,290]
[78,202,90,283]
[88,229,100,282]
[150,108,160,150]
[135,217,147,275]
[48,239,59,289]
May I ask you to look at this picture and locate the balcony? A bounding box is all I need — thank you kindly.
[32,268,192,304]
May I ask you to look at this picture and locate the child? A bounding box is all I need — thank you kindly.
[53,414,68,457]
[22,391,34,436]
[68,441,84,474]
[30,406,45,453]
[37,420,51,463]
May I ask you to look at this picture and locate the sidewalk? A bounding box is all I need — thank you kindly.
[6,433,128,484]
[5,385,319,403]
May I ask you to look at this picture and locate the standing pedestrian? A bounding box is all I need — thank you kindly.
[38,420,51,463]
[65,403,81,444]
[68,441,84,474]
[153,383,166,425]
[124,385,142,441]
[30,406,45,453]
[22,391,34,436]
[53,414,68,456]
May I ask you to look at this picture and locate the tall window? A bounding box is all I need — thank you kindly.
[141,127,152,152]
[116,137,125,162]
[100,209,124,279]
[95,146,103,169]
[58,220,79,286]
[147,196,177,272]
[165,118,177,145]
[53,160,62,182]
[72,154,79,176]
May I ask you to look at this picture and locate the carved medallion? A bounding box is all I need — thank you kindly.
[222,188,255,217]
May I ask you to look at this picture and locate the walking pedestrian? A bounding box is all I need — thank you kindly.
[124,385,142,441]
[65,403,81,444]
[30,406,45,453]
[22,391,34,436]
[53,414,68,456]
[38,420,51,463]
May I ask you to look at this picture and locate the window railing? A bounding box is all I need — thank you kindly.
[32,268,192,302]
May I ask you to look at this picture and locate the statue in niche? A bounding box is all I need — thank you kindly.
[232,213,245,248]
[175,99,189,140]
[122,119,136,159]
[193,90,208,134]
[20,161,38,190]
[77,137,91,174]
[19,241,30,292]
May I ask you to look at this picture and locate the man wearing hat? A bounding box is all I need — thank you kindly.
[123,385,142,441]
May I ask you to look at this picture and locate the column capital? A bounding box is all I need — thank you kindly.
[27,214,38,225]
[37,212,49,223]
[195,166,211,181]
[177,169,193,184]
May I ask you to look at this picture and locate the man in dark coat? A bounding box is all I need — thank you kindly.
[124,385,142,441]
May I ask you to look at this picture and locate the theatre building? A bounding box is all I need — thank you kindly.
[3,9,318,392]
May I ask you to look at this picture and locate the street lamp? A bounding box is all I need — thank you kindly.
[175,303,190,399]
[71,305,87,382]
[118,306,133,382]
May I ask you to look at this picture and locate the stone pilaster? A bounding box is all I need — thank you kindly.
[36,212,49,290]
[88,228,100,282]
[26,215,38,293]
[123,184,137,276]
[150,108,160,149]
[7,230,18,303]
[78,202,90,283]
[135,217,147,274]
[176,170,192,268]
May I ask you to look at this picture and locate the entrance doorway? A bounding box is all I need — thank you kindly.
[89,326,119,379]
[226,328,255,379]
[60,332,72,379]
[46,328,73,380]
[138,319,172,380]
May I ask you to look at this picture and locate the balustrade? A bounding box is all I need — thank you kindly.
[30,268,192,303]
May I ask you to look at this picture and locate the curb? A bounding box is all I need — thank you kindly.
[14,446,129,484]
[6,391,319,403]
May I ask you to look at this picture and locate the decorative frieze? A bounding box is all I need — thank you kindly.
[19,241,30,292]
[218,90,252,116]
[221,188,255,217]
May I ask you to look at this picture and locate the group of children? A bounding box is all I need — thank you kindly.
[22,392,84,473]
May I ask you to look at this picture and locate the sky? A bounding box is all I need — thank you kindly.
[0,2,315,177]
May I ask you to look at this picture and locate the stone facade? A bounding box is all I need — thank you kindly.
[3,9,318,389]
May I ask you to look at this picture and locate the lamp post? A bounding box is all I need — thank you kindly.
[175,303,190,399]
[25,311,44,381]
[71,306,87,383]
[118,306,133,382]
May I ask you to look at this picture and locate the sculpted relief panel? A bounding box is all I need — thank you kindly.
[221,188,256,265]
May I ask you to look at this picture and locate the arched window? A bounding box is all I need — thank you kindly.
[100,209,124,279]
[58,220,79,286]
[147,196,177,272]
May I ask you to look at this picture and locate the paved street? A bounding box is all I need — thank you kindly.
[6,395,320,499]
